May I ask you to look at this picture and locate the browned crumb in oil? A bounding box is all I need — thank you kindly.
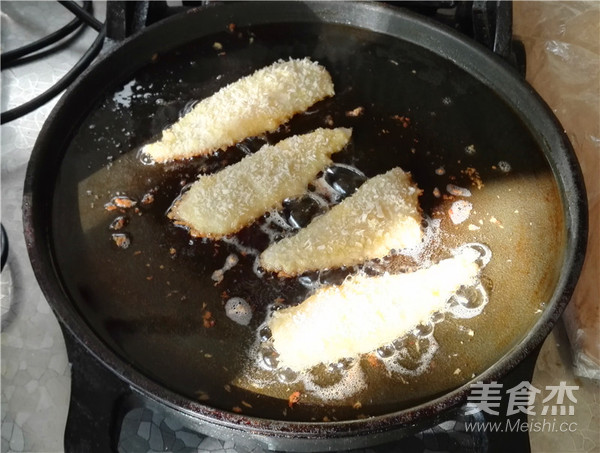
[366,353,381,368]
[345,106,364,117]
[288,391,301,408]
[324,114,334,127]
[446,184,471,197]
[112,196,137,209]
[490,216,504,229]
[141,193,155,205]
[111,233,130,249]
[202,310,215,328]
[232,406,243,413]
[391,114,411,128]
[109,216,128,230]
[353,401,362,410]
[241,400,253,408]
[462,167,484,189]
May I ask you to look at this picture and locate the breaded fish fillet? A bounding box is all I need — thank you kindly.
[168,128,352,238]
[143,58,335,162]
[259,167,423,275]
[269,248,481,371]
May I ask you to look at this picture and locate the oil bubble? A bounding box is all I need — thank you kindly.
[376,344,395,358]
[180,99,199,117]
[498,161,512,173]
[298,274,320,289]
[260,345,279,370]
[414,321,434,338]
[431,311,445,324]
[259,326,272,342]
[284,194,326,229]
[136,147,155,166]
[277,367,298,384]
[324,164,367,198]
[447,283,489,319]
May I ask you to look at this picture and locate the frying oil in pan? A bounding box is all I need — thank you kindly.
[51,22,565,421]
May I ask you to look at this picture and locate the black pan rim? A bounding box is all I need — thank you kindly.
[22,0,588,440]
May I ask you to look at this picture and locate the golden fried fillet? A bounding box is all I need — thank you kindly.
[269,248,481,371]
[168,128,352,238]
[142,58,335,162]
[259,167,423,275]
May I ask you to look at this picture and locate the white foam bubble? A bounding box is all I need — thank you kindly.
[302,361,367,400]
[211,253,239,282]
[329,163,367,178]
[449,200,473,224]
[446,283,489,319]
[498,161,512,173]
[180,99,199,117]
[396,216,442,266]
[221,236,258,256]
[225,297,252,326]
[382,336,439,377]
[455,242,492,269]
[113,79,136,108]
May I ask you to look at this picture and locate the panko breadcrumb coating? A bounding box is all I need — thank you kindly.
[143,58,335,162]
[269,248,481,371]
[168,128,352,238]
[259,167,423,275]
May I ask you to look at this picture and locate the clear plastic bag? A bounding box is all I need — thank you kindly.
[514,1,600,379]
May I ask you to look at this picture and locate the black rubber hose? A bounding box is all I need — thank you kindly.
[0,1,92,68]
[1,224,8,272]
[0,7,106,124]
[58,0,104,31]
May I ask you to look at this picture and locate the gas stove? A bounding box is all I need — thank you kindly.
[1,2,595,453]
